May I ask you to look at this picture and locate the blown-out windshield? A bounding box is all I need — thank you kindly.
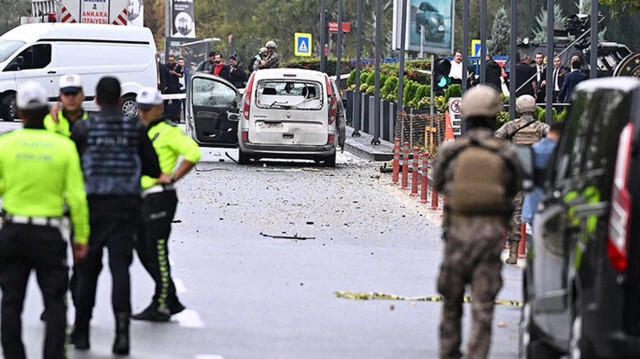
[255,80,323,110]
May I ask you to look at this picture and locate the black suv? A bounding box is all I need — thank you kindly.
[520,77,640,358]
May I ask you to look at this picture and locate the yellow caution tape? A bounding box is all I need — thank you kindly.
[333,291,523,307]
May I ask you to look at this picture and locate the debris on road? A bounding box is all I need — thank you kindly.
[333,291,523,307]
[260,232,316,241]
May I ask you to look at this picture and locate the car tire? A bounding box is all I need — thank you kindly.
[1,92,17,122]
[322,153,336,167]
[238,148,251,165]
[121,94,138,118]
[570,311,594,359]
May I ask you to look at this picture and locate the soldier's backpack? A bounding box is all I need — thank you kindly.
[448,137,509,215]
[509,119,542,145]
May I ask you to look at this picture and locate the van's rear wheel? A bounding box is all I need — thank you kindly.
[1,92,17,122]
[121,94,138,118]
[238,149,251,165]
[322,153,336,167]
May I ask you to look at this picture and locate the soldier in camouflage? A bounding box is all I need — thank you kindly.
[434,85,521,359]
[495,95,549,264]
[255,41,280,70]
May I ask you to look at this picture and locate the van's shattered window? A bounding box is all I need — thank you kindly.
[255,81,323,110]
[0,40,25,64]
[192,78,236,107]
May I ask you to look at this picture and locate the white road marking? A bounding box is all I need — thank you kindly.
[174,309,204,328]
[195,355,225,359]
[174,278,187,293]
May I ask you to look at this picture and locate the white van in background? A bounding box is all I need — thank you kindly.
[0,23,158,120]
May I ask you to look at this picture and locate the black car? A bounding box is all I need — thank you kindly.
[415,2,445,42]
[520,77,640,358]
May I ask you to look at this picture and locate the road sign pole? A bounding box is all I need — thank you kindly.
[397,0,408,134]
[336,0,343,87]
[480,0,487,84]
[546,0,554,124]
[353,0,363,137]
[590,0,598,79]
[320,0,327,72]
[509,0,517,122]
[372,0,382,145]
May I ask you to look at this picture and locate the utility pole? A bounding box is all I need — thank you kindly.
[320,0,327,73]
[165,0,171,61]
[352,0,363,137]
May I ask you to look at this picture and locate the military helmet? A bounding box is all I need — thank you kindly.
[259,47,268,54]
[515,95,536,113]
[461,85,502,119]
[266,40,277,49]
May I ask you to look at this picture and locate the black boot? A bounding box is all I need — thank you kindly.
[112,312,130,355]
[131,303,171,322]
[70,317,90,350]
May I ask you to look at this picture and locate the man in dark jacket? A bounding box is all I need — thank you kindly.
[228,55,247,88]
[515,54,537,98]
[196,52,216,74]
[484,54,502,92]
[558,59,588,103]
[70,77,166,355]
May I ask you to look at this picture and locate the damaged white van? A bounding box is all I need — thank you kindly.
[237,68,344,166]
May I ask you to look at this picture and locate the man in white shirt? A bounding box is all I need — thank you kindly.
[449,51,473,86]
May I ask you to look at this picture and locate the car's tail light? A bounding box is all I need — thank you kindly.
[607,122,634,273]
[325,75,337,125]
[46,13,57,22]
[243,73,255,120]
[241,131,249,142]
[328,134,335,144]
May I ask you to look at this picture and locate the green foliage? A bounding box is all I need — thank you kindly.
[381,77,399,98]
[411,85,431,108]
[556,108,569,122]
[347,70,357,87]
[444,85,462,100]
[535,106,558,122]
[403,81,417,107]
[488,7,510,55]
[497,111,511,126]
[366,72,376,87]
[533,4,567,43]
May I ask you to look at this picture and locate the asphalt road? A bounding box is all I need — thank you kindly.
[0,121,524,359]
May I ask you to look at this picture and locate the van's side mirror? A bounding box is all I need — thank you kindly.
[5,56,23,71]
[516,145,535,192]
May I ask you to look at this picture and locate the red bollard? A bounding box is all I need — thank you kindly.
[392,138,400,184]
[430,167,440,210]
[518,223,527,258]
[401,142,409,190]
[410,146,419,196]
[420,153,429,203]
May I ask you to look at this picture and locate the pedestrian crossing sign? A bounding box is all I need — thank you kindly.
[294,33,312,57]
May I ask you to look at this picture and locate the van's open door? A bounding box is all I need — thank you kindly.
[185,73,240,148]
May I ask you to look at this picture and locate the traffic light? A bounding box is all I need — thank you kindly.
[434,58,451,91]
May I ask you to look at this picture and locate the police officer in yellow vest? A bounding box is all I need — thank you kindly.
[0,81,89,359]
[131,87,201,321]
[44,74,89,137]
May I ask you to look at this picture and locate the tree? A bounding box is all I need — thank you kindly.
[533,3,567,42]
[0,0,30,35]
[488,7,509,55]
[601,0,640,16]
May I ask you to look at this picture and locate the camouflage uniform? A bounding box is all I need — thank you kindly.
[262,50,280,69]
[495,115,549,244]
[434,128,521,359]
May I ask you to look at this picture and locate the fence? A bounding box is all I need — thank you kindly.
[344,90,446,151]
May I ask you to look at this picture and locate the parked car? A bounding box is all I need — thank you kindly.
[184,72,241,148]
[520,77,640,359]
[415,2,446,42]
[0,23,158,120]
[237,68,344,166]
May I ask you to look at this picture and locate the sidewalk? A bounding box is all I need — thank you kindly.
[343,126,394,161]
